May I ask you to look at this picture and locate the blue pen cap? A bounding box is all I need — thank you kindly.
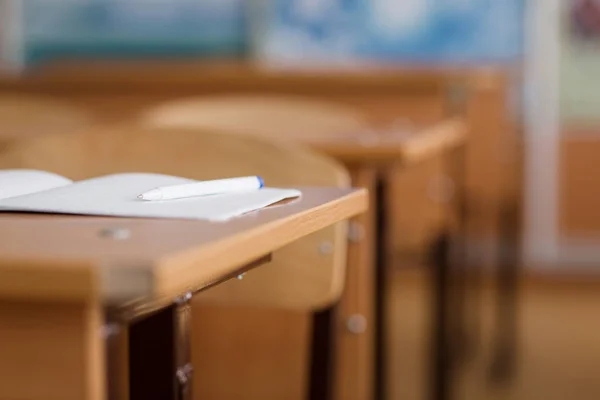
[257,176,264,188]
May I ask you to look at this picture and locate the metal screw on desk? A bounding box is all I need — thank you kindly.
[346,314,367,334]
[98,228,131,240]
[319,242,333,255]
[348,222,366,243]
[176,292,193,304]
[100,323,120,339]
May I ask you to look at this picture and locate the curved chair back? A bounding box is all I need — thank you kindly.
[0,95,94,142]
[140,95,369,143]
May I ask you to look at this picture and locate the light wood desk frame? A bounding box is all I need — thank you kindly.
[0,188,367,400]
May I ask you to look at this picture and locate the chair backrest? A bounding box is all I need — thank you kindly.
[0,95,94,142]
[140,95,369,142]
[0,125,349,310]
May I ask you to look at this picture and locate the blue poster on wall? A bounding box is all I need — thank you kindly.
[22,0,246,65]
[254,0,524,64]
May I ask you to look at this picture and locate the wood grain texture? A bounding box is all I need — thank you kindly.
[0,126,366,309]
[0,301,105,400]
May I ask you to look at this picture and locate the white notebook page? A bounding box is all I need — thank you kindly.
[0,173,301,221]
[0,169,73,200]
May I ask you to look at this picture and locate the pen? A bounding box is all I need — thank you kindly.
[138,176,264,201]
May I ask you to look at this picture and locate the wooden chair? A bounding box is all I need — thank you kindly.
[140,95,370,142]
[0,95,94,143]
[0,125,350,400]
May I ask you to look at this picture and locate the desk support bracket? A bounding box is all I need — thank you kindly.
[104,253,273,400]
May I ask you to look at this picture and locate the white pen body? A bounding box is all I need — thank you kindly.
[139,176,264,201]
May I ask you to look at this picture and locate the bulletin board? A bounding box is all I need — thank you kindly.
[251,0,524,65]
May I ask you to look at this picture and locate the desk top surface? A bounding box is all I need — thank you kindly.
[305,118,467,165]
[0,187,367,307]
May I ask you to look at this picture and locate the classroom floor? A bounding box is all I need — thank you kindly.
[387,268,600,400]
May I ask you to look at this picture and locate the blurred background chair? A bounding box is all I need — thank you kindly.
[0,124,350,400]
[0,95,95,144]
[140,95,370,141]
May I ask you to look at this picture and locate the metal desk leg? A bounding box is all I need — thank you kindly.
[489,201,519,384]
[429,141,471,400]
[310,307,337,400]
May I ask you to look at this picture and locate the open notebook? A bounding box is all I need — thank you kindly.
[0,170,301,221]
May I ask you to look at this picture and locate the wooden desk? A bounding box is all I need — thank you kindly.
[311,118,466,165]
[0,187,367,400]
